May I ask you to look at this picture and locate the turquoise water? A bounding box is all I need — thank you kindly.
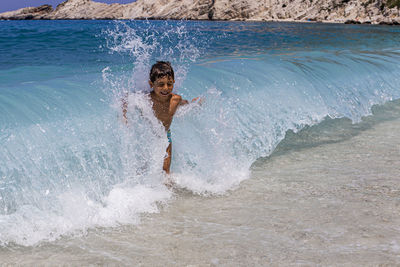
[0,20,400,246]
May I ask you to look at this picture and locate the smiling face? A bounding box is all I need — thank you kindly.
[149,75,175,101]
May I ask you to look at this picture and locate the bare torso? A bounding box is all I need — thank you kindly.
[150,91,184,130]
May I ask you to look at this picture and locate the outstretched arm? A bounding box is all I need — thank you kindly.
[170,94,203,115]
[179,96,203,106]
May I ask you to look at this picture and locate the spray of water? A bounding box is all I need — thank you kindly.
[102,20,202,97]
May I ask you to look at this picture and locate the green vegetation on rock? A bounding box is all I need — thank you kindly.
[387,0,400,8]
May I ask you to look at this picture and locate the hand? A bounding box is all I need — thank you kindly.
[191,96,204,105]
[122,114,128,125]
[171,94,182,103]
[121,97,128,125]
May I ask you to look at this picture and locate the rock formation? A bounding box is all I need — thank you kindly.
[0,0,399,25]
[0,5,54,20]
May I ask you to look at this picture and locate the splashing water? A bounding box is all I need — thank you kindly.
[102,20,202,97]
[0,20,400,246]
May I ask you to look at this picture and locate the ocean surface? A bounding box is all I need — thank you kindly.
[0,20,400,264]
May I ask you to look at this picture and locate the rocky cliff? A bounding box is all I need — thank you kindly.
[1,0,399,24]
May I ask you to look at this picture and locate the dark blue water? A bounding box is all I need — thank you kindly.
[0,20,399,246]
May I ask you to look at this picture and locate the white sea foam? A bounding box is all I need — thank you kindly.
[0,184,171,246]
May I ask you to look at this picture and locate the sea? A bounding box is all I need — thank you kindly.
[0,20,400,265]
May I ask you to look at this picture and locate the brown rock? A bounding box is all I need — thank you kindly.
[0,5,53,20]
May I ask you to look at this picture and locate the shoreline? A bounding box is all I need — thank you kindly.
[0,17,399,26]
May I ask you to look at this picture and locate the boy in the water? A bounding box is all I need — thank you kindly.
[148,61,189,174]
[123,61,198,174]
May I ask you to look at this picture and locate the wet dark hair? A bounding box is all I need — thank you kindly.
[149,61,174,83]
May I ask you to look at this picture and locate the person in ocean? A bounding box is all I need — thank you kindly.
[123,61,199,175]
